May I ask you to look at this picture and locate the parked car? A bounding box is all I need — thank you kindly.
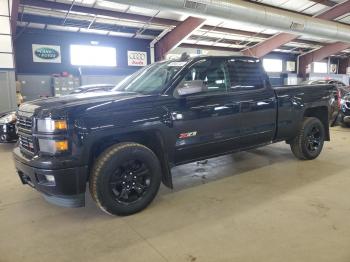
[339,92,350,127]
[70,84,115,94]
[302,79,350,125]
[0,111,18,143]
[13,55,333,216]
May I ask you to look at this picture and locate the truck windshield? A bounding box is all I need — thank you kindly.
[112,60,187,94]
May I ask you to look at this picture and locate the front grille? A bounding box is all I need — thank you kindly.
[17,115,33,133]
[17,111,35,154]
[19,135,35,153]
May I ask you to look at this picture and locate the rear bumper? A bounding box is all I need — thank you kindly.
[14,147,88,208]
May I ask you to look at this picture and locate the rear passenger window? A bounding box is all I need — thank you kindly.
[227,58,265,91]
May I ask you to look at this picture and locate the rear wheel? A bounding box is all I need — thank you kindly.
[290,117,325,160]
[89,142,162,216]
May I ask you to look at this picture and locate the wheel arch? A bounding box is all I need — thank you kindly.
[89,130,173,189]
[303,106,330,141]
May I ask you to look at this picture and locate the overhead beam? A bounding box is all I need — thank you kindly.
[242,0,350,57]
[200,25,323,47]
[17,13,162,36]
[309,0,337,7]
[19,0,178,26]
[316,0,350,20]
[155,17,206,61]
[242,33,300,57]
[298,42,350,77]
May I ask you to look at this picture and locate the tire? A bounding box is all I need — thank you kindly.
[89,142,162,216]
[290,117,325,160]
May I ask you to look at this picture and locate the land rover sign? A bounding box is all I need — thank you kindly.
[32,44,61,63]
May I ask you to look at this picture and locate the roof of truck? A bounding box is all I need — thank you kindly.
[182,55,260,62]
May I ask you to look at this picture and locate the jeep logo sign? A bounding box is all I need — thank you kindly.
[32,44,61,63]
[127,51,147,67]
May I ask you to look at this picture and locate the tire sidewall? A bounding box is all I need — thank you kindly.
[94,144,161,216]
[301,119,325,159]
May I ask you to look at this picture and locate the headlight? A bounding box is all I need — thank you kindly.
[37,119,67,133]
[0,113,16,124]
[38,139,69,154]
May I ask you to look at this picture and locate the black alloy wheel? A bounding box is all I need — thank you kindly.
[89,142,162,216]
[305,126,322,153]
[109,159,151,205]
[290,117,325,160]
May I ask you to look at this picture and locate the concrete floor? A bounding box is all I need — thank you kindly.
[1,127,350,262]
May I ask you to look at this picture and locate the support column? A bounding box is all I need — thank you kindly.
[155,16,205,61]
[0,0,17,112]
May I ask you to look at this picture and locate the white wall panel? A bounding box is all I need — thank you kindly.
[0,0,9,16]
[0,0,16,113]
[0,71,17,112]
[0,35,12,52]
[0,53,14,68]
[0,16,11,34]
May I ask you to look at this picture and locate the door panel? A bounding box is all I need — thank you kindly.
[239,88,277,146]
[171,93,241,164]
[226,58,277,147]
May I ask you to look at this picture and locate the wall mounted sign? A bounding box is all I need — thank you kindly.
[32,44,61,63]
[330,64,337,74]
[286,61,296,72]
[127,51,147,66]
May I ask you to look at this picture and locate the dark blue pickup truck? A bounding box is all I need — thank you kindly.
[13,55,334,215]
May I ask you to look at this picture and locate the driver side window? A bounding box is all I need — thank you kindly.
[175,59,229,96]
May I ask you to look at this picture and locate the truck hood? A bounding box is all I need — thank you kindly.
[19,91,146,118]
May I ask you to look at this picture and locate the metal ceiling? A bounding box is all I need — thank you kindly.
[16,0,350,56]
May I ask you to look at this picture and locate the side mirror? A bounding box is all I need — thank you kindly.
[177,80,206,96]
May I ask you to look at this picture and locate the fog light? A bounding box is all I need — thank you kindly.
[39,139,69,154]
[55,140,68,151]
[45,175,55,183]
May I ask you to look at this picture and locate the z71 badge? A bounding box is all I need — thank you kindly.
[179,131,197,139]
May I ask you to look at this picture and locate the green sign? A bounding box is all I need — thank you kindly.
[32,44,61,63]
[34,47,59,60]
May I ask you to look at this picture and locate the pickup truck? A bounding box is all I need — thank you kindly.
[13,55,334,216]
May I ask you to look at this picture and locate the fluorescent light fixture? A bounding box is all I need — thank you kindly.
[263,59,283,72]
[70,44,117,67]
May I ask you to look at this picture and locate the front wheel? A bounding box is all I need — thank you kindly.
[290,117,325,160]
[89,142,162,216]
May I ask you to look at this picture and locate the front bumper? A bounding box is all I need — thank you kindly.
[13,147,88,208]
